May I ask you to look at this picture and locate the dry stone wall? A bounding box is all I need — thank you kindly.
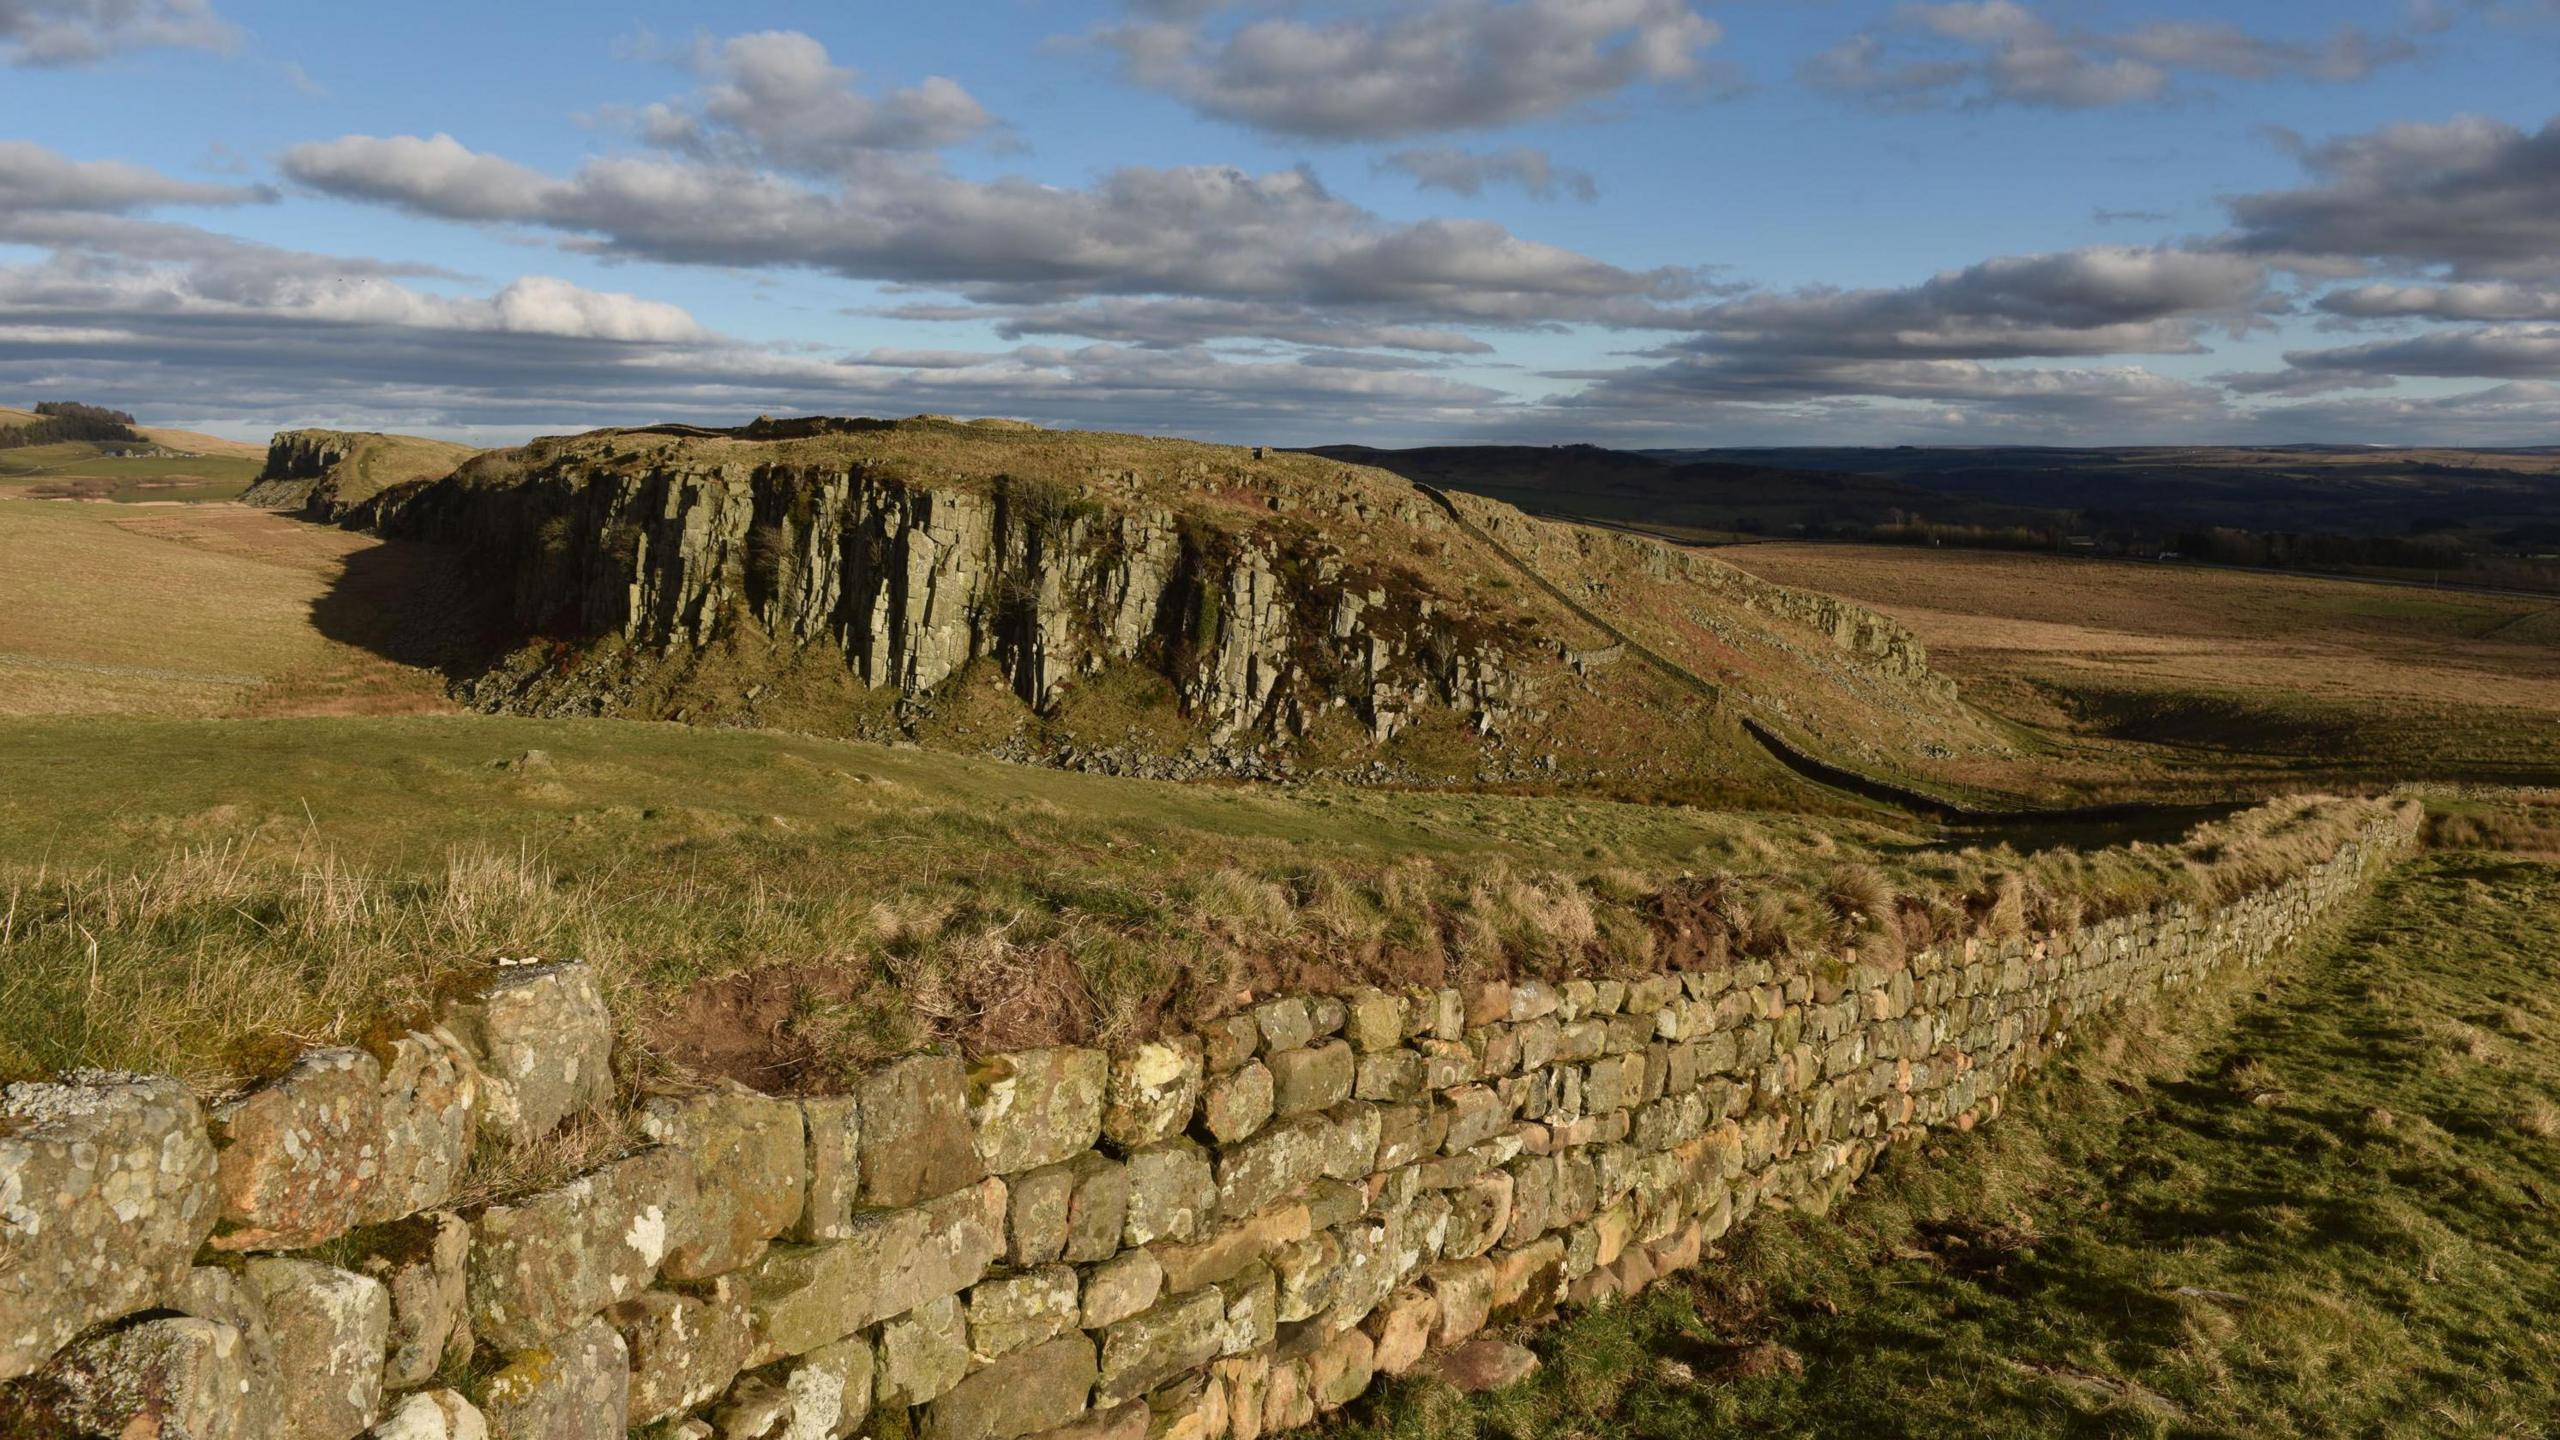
[0,810,2416,1440]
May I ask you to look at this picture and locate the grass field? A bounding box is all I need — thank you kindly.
[1720,543,2560,794]
[0,499,451,716]
[0,708,2393,1096]
[0,436,264,502]
[1340,824,2560,1438]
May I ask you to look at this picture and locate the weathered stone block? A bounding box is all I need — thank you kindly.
[607,1280,752,1425]
[1267,1231,1339,1325]
[22,1316,267,1440]
[878,1294,971,1408]
[1342,990,1405,1054]
[1103,1038,1203,1150]
[1062,1154,1130,1266]
[1198,1062,1273,1146]
[1095,1287,1224,1407]
[481,1316,629,1440]
[243,1257,390,1440]
[1266,1042,1352,1119]
[1318,1104,1381,1181]
[468,1146,692,1353]
[1429,1338,1537,1393]
[1196,1018,1258,1076]
[1214,1260,1277,1357]
[1421,1260,1495,1345]
[1214,1115,1329,1219]
[973,1263,1081,1358]
[1353,1050,1425,1104]
[796,1096,863,1243]
[972,1048,1107,1176]
[860,1055,988,1208]
[210,1048,383,1252]
[924,1333,1097,1440]
[1490,1235,1566,1322]
[1440,1170,1513,1262]
[746,1177,1004,1358]
[1146,1369,1228,1440]
[1081,1249,1163,1331]
[1306,1327,1373,1412]
[165,1264,283,1424]
[1008,1163,1075,1268]
[639,1085,807,1280]
[782,1330,876,1440]
[364,1030,478,1226]
[1123,1139,1216,1247]
[443,961,615,1145]
[1363,1288,1437,1376]
[1247,999,1314,1055]
[1440,1086,1509,1155]
[361,1210,471,1388]
[366,1389,487,1440]
[0,1073,219,1382]
[1149,1203,1311,1295]
[710,1371,793,1438]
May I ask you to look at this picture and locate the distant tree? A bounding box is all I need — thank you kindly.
[2,401,143,449]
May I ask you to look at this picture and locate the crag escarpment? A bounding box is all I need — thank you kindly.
[244,428,479,520]
[367,416,1988,789]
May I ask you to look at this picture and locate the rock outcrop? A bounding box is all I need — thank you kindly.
[245,429,478,520]
[361,416,1977,785]
[379,419,1536,749]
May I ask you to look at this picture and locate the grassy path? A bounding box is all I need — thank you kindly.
[1343,851,2560,1438]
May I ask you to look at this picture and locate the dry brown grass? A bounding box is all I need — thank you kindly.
[0,499,454,718]
[1723,543,2560,794]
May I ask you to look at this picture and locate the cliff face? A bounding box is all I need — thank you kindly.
[239,429,350,511]
[383,433,1531,747]
[369,416,1983,788]
[245,429,479,519]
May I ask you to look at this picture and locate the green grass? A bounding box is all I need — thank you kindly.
[0,443,261,501]
[1339,844,2560,1438]
[0,711,2398,1092]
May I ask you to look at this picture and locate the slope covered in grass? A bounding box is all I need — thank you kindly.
[1337,836,2560,1438]
[0,709,2397,1096]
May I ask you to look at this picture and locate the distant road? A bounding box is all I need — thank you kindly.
[1537,511,2560,606]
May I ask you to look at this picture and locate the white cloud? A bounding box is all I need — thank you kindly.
[1378,146,1598,202]
[633,30,997,173]
[1804,2,2417,110]
[0,0,234,66]
[1100,0,1723,141]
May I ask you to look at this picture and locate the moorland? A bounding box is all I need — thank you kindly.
[1,402,2554,1436]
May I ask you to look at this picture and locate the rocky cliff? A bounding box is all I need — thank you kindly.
[371,416,1988,789]
[244,428,478,519]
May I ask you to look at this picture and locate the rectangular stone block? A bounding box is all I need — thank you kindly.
[925,1333,1098,1440]
[860,1054,988,1208]
[971,1048,1108,1176]
[746,1176,1005,1358]
[1095,1288,1224,1407]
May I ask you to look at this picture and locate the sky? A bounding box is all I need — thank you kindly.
[3,0,2559,448]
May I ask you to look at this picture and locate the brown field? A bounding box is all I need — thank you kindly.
[1720,543,2560,793]
[134,426,268,458]
[0,498,457,718]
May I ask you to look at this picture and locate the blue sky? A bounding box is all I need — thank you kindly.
[3,0,2558,446]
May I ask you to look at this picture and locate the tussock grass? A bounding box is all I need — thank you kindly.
[0,713,2406,1090]
[1333,850,2560,1439]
